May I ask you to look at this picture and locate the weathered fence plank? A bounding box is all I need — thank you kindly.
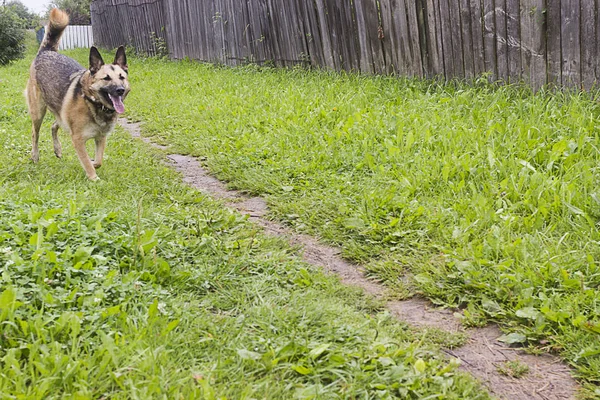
[404,0,423,77]
[448,0,464,77]
[469,0,485,76]
[459,0,473,78]
[495,0,509,81]
[481,0,497,79]
[421,0,442,76]
[561,0,581,87]
[245,0,264,63]
[327,0,355,71]
[185,0,199,60]
[313,0,336,69]
[379,0,397,74]
[391,0,412,75]
[520,0,546,90]
[433,0,446,76]
[506,0,521,82]
[597,0,600,88]
[414,0,427,77]
[438,0,454,77]
[581,0,597,90]
[299,0,323,67]
[546,0,562,85]
[354,0,374,73]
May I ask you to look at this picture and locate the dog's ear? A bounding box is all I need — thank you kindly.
[113,46,128,73]
[89,46,105,75]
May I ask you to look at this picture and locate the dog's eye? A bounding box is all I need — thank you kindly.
[103,76,111,81]
[119,75,125,80]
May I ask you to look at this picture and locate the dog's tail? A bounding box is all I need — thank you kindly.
[38,9,69,54]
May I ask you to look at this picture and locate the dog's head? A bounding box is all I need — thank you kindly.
[87,46,131,114]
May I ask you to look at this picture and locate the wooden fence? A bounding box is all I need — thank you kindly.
[90,0,600,90]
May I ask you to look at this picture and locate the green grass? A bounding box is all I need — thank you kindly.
[123,52,600,394]
[0,36,490,398]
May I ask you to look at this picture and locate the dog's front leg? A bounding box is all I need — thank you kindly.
[71,135,98,181]
[93,135,107,169]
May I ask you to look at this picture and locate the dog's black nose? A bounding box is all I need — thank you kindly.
[115,88,125,96]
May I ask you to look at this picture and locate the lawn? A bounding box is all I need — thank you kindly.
[125,51,600,393]
[0,38,489,398]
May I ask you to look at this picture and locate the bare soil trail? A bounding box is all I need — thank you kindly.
[121,119,578,400]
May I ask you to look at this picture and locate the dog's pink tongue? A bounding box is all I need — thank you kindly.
[109,94,125,114]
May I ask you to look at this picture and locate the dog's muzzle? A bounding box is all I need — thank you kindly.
[102,86,126,114]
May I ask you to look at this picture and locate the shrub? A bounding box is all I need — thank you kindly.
[0,7,26,65]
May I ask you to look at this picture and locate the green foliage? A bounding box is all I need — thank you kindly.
[0,44,490,398]
[46,0,91,24]
[5,1,39,29]
[0,7,25,65]
[124,57,600,393]
[149,31,168,59]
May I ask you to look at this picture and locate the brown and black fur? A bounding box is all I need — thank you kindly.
[26,9,131,180]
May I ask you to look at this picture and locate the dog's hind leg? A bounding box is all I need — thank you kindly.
[30,115,45,163]
[26,80,47,163]
[51,121,62,158]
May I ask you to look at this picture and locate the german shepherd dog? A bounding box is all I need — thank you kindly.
[26,9,130,181]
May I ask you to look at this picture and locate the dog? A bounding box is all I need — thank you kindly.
[26,8,130,181]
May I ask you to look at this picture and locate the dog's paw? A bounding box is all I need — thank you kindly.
[91,159,102,169]
[88,175,101,182]
[31,152,39,163]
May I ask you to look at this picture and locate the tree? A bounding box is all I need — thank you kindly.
[0,7,25,65]
[6,0,39,29]
[46,0,92,25]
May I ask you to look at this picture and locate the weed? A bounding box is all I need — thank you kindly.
[149,31,168,59]
[496,360,530,378]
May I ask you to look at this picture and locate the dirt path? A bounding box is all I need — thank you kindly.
[121,119,578,400]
